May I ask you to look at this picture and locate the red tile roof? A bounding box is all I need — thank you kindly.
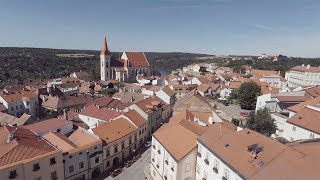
[92,117,137,144]
[125,52,150,67]
[291,65,320,73]
[79,105,121,121]
[0,126,56,166]
[24,118,71,134]
[123,110,146,127]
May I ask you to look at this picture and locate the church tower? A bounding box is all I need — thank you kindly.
[100,36,111,81]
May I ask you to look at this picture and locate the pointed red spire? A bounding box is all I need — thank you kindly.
[100,36,110,55]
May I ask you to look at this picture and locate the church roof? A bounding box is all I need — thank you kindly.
[101,36,110,55]
[125,52,150,67]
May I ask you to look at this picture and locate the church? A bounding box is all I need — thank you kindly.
[100,36,150,82]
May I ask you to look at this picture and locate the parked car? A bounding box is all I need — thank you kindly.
[145,141,152,148]
[240,112,249,117]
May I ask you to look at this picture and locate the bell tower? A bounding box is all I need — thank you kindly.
[100,36,111,81]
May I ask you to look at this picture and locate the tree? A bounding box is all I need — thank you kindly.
[238,82,261,110]
[246,108,277,136]
[231,118,240,126]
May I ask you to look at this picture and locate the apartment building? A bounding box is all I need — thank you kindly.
[0,90,39,117]
[43,127,103,180]
[0,126,64,180]
[129,97,166,136]
[285,64,320,88]
[150,110,220,180]
[92,118,141,172]
[196,126,320,179]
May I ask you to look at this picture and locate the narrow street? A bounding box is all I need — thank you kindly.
[105,148,151,180]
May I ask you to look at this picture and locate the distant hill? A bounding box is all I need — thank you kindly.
[0,47,213,87]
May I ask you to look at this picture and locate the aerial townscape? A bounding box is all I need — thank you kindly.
[2,1,320,180]
[1,36,320,180]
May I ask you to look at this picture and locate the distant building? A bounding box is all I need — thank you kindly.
[70,71,93,82]
[100,36,150,82]
[0,90,39,117]
[285,64,320,88]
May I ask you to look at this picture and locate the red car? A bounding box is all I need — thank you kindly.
[240,112,249,117]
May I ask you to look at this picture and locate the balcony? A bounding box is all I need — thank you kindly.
[152,158,155,162]
[222,176,227,180]
[213,167,218,174]
[153,145,155,149]
[165,160,168,165]
[171,167,174,172]
[204,159,209,165]
[197,152,202,157]
[164,176,168,180]
[157,150,161,154]
[156,165,159,168]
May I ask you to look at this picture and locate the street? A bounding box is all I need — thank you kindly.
[105,148,151,180]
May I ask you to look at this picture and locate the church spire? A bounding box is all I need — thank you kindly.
[100,36,110,55]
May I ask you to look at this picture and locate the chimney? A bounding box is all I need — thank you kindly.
[302,64,305,67]
[63,109,68,120]
[7,133,13,144]
[307,64,310,69]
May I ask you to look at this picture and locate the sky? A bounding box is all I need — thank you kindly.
[0,0,320,57]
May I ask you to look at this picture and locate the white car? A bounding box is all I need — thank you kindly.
[145,141,152,148]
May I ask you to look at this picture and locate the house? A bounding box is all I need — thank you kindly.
[47,77,81,96]
[92,118,140,173]
[170,84,198,100]
[173,89,213,114]
[78,105,121,129]
[285,64,320,88]
[24,118,73,136]
[0,90,39,117]
[41,94,95,111]
[70,71,93,82]
[197,84,212,97]
[155,86,176,106]
[129,97,167,135]
[150,110,225,180]
[0,112,34,126]
[219,81,242,100]
[0,126,64,180]
[100,36,150,82]
[196,126,320,180]
[43,127,103,180]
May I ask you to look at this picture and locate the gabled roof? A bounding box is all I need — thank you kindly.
[123,110,146,127]
[287,106,320,134]
[79,105,121,121]
[124,52,150,67]
[162,86,176,97]
[92,117,137,144]
[0,126,56,167]
[24,118,71,134]
[291,65,320,73]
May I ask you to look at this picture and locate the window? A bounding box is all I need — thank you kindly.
[114,145,118,153]
[214,159,220,169]
[34,176,41,180]
[106,161,110,167]
[95,156,100,164]
[196,164,200,173]
[33,163,40,172]
[50,158,56,165]
[69,165,74,173]
[79,152,83,155]
[79,161,84,169]
[129,137,132,145]
[106,149,110,156]
[9,170,17,179]
[19,105,22,109]
[224,168,230,180]
[203,171,208,179]
[16,106,18,109]
[94,146,97,150]
[122,141,125,149]
[310,133,315,138]
[292,126,296,131]
[11,107,14,111]
[290,137,295,141]
[185,163,191,172]
[51,171,57,180]
[69,155,73,159]
[134,134,137,141]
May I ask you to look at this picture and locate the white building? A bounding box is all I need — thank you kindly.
[0,90,39,117]
[196,125,320,179]
[285,64,320,88]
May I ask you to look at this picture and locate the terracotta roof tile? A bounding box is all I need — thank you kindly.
[24,118,72,134]
[123,110,146,127]
[291,65,320,73]
[287,106,320,134]
[79,105,121,121]
[92,118,137,144]
[125,52,150,67]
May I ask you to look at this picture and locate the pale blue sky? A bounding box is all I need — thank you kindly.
[1,0,320,57]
